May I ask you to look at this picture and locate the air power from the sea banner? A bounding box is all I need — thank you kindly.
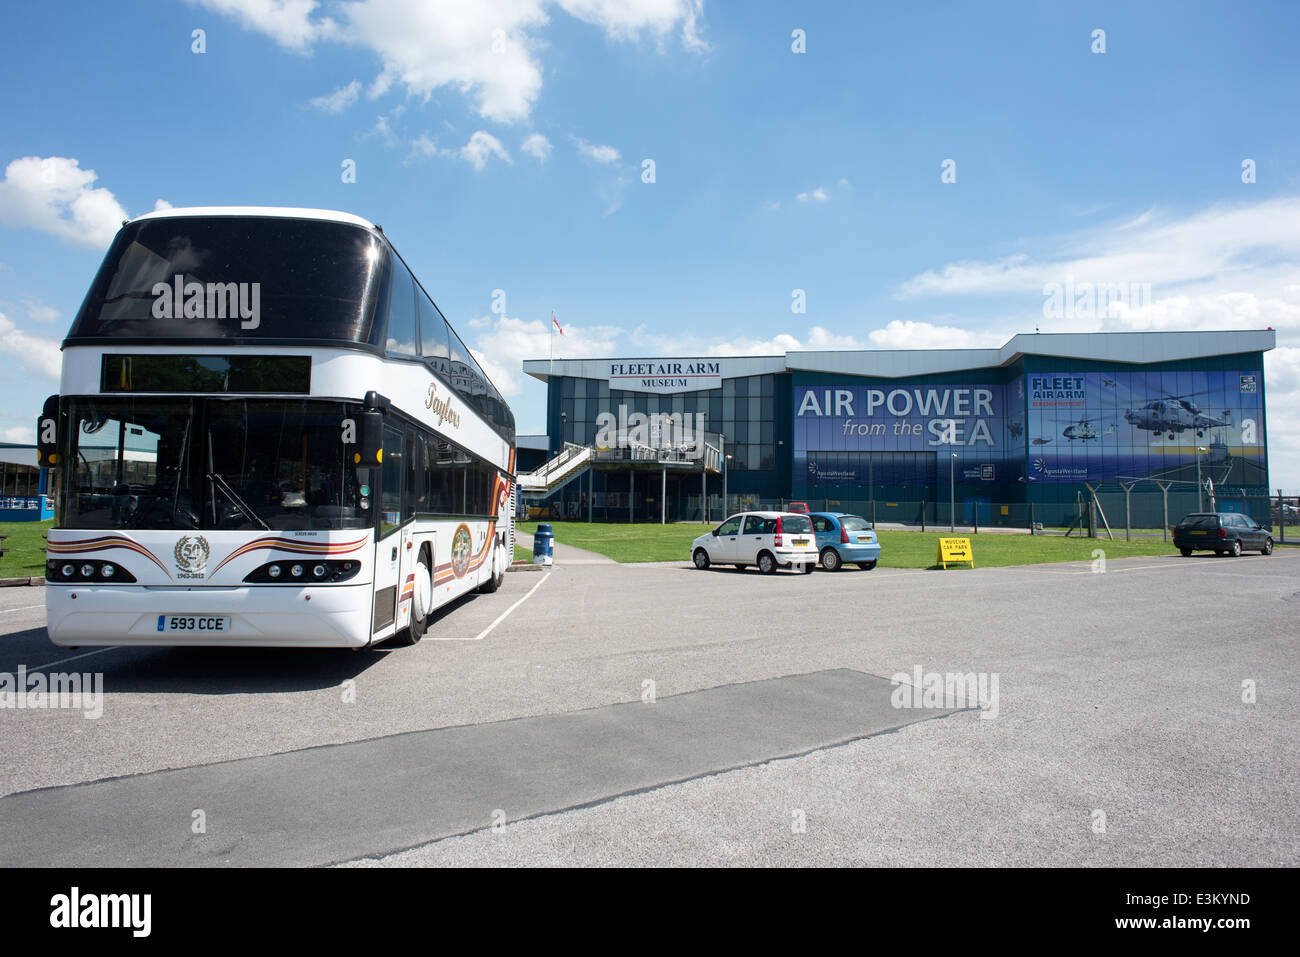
[797,386,999,447]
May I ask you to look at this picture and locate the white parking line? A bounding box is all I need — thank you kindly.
[0,603,46,614]
[438,571,552,642]
[25,647,118,672]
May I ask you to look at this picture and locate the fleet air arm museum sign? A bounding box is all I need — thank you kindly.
[608,360,723,394]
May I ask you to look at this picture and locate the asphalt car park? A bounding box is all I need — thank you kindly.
[0,547,1296,866]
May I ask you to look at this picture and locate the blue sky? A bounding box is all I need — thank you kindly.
[2,0,1298,487]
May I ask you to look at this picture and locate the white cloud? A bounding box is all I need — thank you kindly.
[404,131,512,170]
[558,0,708,49]
[0,311,61,381]
[189,0,338,52]
[0,156,131,248]
[796,187,829,203]
[866,320,1004,350]
[576,138,621,165]
[459,131,511,171]
[521,132,552,161]
[198,1,708,123]
[467,314,622,395]
[896,197,1300,300]
[308,79,361,112]
[22,300,59,323]
[1,426,35,444]
[408,134,440,160]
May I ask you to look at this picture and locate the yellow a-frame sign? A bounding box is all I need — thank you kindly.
[936,537,974,569]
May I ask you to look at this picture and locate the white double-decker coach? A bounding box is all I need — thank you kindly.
[37,206,516,647]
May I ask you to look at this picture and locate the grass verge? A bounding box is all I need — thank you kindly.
[0,519,54,578]
[517,520,1198,568]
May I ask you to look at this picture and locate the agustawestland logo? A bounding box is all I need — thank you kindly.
[174,535,210,579]
[425,382,461,429]
[151,274,260,329]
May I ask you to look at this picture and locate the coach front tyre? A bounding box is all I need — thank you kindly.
[393,549,432,646]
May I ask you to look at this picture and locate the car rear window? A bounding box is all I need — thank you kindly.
[743,516,777,535]
[840,516,870,532]
[783,515,812,534]
[1178,515,1220,528]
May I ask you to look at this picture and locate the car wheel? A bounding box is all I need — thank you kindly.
[693,548,711,569]
[820,547,841,571]
[1261,538,1273,556]
[1179,548,1192,557]
[1229,539,1241,557]
[857,560,877,570]
[758,551,777,575]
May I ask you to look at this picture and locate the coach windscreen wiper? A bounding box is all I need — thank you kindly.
[207,471,270,530]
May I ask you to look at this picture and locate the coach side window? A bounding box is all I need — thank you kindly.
[403,430,418,520]
[385,263,418,357]
[380,424,404,536]
[419,294,450,373]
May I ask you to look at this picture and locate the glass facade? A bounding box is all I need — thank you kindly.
[558,373,778,474]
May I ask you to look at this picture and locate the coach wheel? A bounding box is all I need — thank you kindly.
[758,552,777,575]
[394,550,432,645]
[479,545,503,593]
[693,548,711,570]
[820,547,841,572]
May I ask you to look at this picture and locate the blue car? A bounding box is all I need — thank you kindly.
[809,512,881,571]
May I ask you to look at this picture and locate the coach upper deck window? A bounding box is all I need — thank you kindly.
[65,215,388,347]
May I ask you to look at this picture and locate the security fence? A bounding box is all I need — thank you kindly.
[529,483,1297,544]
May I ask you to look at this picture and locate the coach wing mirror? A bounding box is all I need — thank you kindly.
[346,411,385,467]
[37,395,59,466]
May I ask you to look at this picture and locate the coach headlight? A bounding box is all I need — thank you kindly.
[101,564,116,578]
[313,564,327,578]
[268,564,282,579]
[62,564,75,577]
[290,563,304,578]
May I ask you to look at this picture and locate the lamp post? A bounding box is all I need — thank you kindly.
[1196,446,1207,511]
[723,453,733,517]
[950,453,957,533]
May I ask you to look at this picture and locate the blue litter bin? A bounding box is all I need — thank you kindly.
[532,524,554,566]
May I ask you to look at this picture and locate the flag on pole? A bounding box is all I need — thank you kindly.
[552,312,564,335]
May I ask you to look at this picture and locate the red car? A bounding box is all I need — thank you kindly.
[787,502,810,515]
